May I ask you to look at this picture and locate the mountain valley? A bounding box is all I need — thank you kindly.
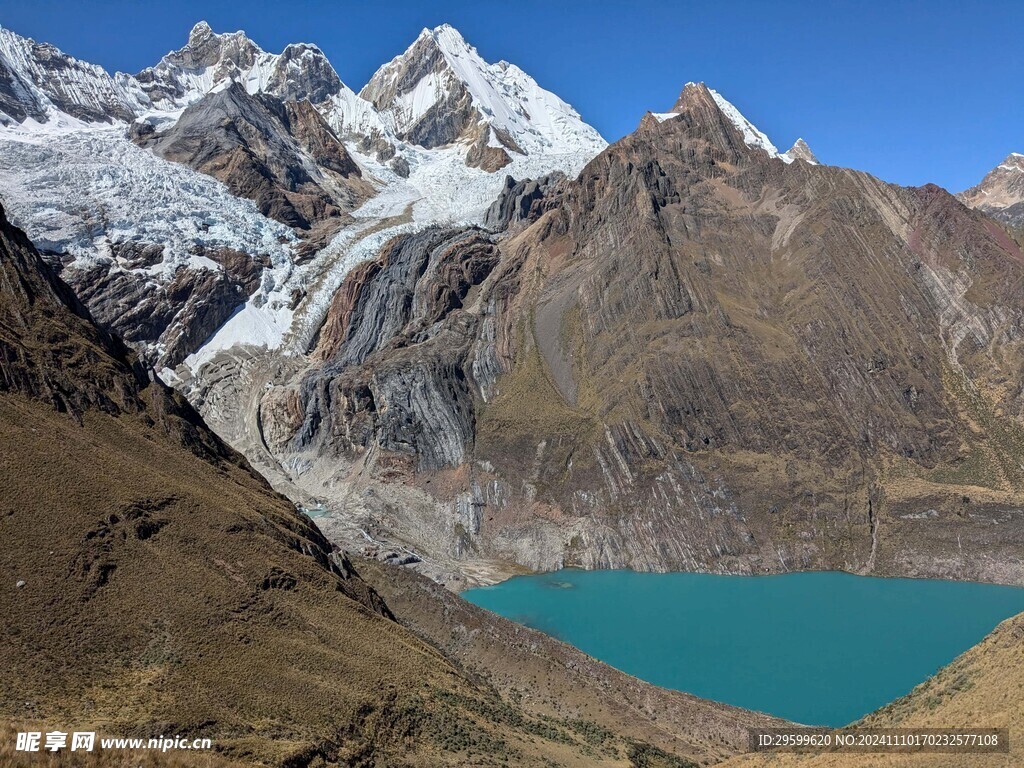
[1,13,1024,766]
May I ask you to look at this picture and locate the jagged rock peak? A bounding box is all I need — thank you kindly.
[782,138,818,164]
[188,20,214,42]
[666,81,784,159]
[660,82,822,166]
[360,23,605,156]
[134,21,347,110]
[0,24,146,125]
[958,151,1024,227]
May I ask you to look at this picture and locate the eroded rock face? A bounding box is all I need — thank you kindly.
[253,83,1024,585]
[132,82,368,233]
[483,172,568,231]
[263,228,499,471]
[61,243,268,369]
[0,25,143,125]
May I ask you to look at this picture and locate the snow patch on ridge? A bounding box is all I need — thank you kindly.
[367,24,606,158]
[707,88,782,159]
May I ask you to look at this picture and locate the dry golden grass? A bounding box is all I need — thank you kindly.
[0,393,706,767]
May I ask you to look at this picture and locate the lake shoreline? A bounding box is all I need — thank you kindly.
[462,569,1024,727]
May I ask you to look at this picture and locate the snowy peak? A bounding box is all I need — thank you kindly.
[667,82,814,165]
[188,21,214,44]
[134,22,347,110]
[705,87,781,158]
[782,138,818,164]
[0,19,604,174]
[0,25,145,125]
[360,23,605,161]
[958,152,1024,227]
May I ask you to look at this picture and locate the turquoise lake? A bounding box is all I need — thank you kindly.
[463,570,1024,726]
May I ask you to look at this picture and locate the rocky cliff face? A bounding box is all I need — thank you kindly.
[260,227,499,472]
[248,83,1024,586]
[958,152,1024,230]
[64,244,271,368]
[0,25,144,125]
[483,171,569,231]
[132,81,369,235]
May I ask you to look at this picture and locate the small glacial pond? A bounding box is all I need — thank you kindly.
[463,570,1024,726]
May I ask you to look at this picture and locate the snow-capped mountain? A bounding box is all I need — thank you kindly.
[361,24,606,170]
[651,83,815,167]
[958,152,1024,228]
[130,22,393,156]
[0,20,608,376]
[0,25,145,125]
[135,21,348,111]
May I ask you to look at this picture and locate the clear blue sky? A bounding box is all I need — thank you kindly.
[1,0,1020,191]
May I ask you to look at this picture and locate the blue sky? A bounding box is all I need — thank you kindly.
[1,0,1020,191]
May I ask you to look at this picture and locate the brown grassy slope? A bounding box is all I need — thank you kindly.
[719,613,1024,768]
[358,557,788,767]
[0,201,733,767]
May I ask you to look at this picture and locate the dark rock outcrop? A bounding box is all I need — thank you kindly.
[262,228,500,471]
[63,244,268,369]
[132,81,368,232]
[484,172,568,231]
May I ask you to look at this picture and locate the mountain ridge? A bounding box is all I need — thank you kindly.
[958,152,1024,230]
[0,20,610,376]
[239,79,1024,590]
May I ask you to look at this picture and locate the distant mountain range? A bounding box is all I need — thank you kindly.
[958,152,1024,228]
[0,22,608,372]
